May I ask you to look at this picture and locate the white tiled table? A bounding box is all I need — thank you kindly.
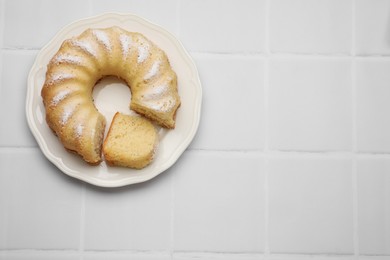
[1,0,390,259]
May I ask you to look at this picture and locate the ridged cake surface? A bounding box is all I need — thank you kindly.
[41,26,180,164]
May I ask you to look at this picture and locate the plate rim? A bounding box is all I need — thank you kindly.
[25,12,202,187]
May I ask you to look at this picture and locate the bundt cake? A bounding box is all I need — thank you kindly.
[41,26,180,164]
[103,112,158,169]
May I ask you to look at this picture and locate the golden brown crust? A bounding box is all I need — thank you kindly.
[41,26,180,164]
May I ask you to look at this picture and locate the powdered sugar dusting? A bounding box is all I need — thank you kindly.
[142,97,174,112]
[54,54,82,65]
[75,124,83,137]
[119,34,132,56]
[60,106,74,125]
[91,128,96,139]
[144,61,161,81]
[143,83,168,99]
[93,30,111,51]
[71,39,97,57]
[49,72,74,84]
[137,45,149,63]
[51,89,70,105]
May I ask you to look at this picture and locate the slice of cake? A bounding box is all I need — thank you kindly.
[103,112,158,169]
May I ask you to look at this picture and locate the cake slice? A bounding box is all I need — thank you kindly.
[103,112,158,169]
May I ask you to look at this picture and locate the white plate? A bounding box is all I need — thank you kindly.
[26,13,202,187]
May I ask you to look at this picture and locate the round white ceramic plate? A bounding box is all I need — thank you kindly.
[26,13,202,187]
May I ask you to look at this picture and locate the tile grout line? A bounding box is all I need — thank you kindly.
[0,0,5,103]
[78,1,93,258]
[351,0,356,57]
[2,47,41,51]
[189,50,390,59]
[0,0,4,48]
[169,168,175,260]
[185,148,390,159]
[351,154,360,260]
[1,45,390,58]
[2,249,387,257]
[263,62,271,259]
[172,251,265,257]
[169,1,182,259]
[7,250,390,260]
[3,146,390,158]
[263,0,271,258]
[351,0,360,258]
[78,183,86,259]
[0,8,5,234]
[176,0,181,38]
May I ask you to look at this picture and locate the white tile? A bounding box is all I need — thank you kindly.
[3,0,90,48]
[0,148,82,249]
[0,151,7,248]
[91,0,178,36]
[180,0,266,53]
[84,172,172,251]
[173,151,265,252]
[270,0,352,54]
[189,54,265,151]
[357,158,390,255]
[0,252,79,260]
[173,253,264,260]
[0,0,4,49]
[269,58,353,151]
[0,50,38,147]
[84,252,171,260]
[355,0,390,55]
[357,257,390,260]
[268,157,354,254]
[356,59,390,152]
[269,256,355,260]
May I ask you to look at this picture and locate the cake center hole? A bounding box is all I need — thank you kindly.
[92,76,136,134]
